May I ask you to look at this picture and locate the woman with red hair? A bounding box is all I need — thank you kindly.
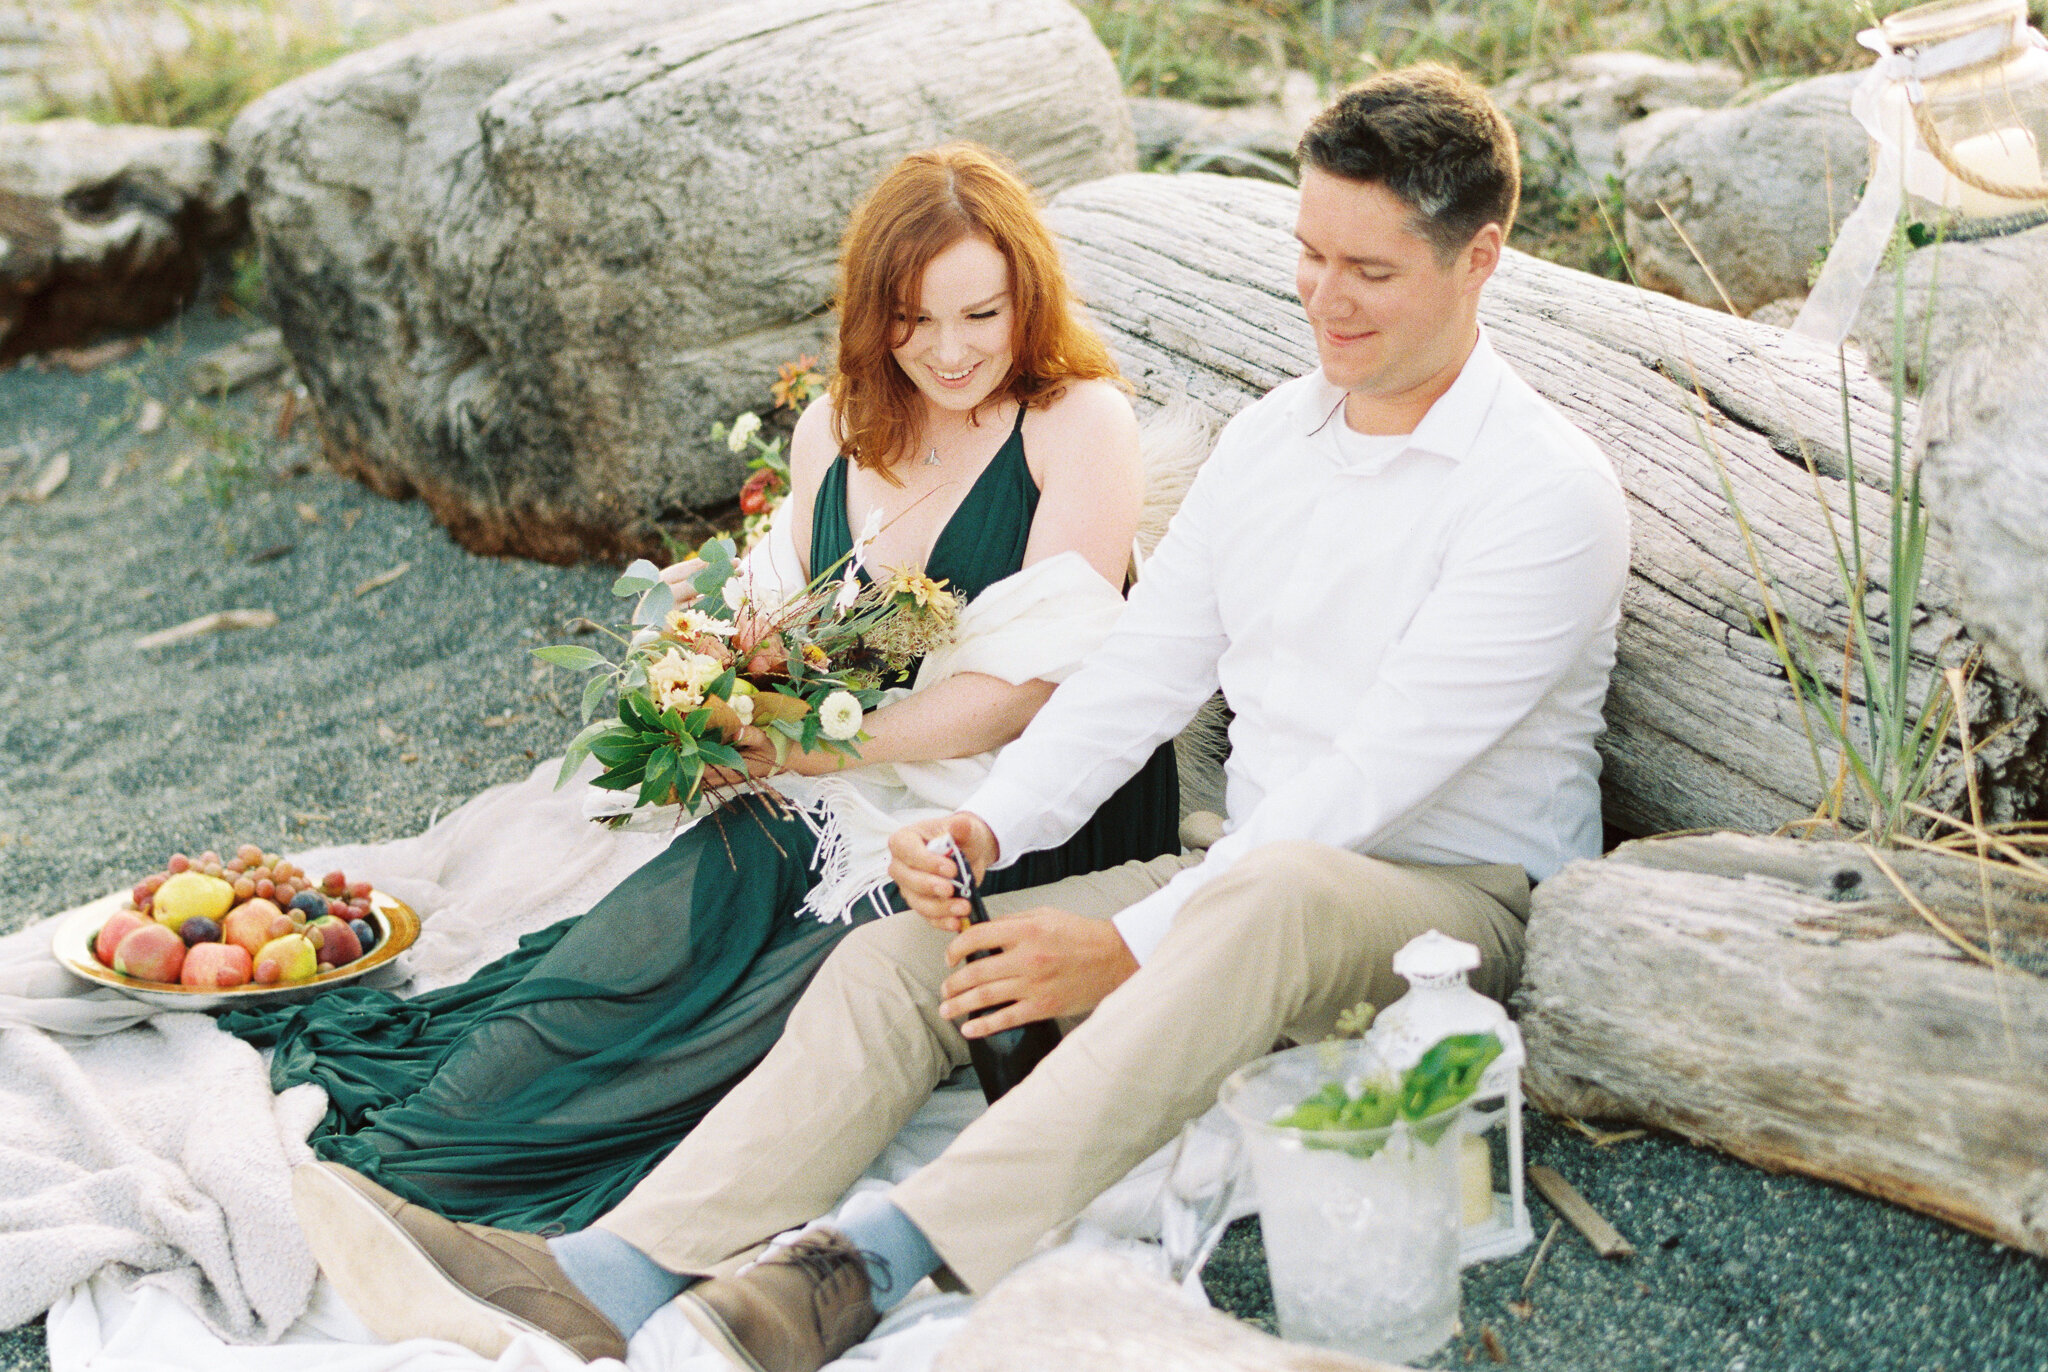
[230,143,1180,1236]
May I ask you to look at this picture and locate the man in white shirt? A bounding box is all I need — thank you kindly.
[292,64,1630,1372]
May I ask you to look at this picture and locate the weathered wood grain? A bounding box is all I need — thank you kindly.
[1046,172,2048,837]
[1519,832,2048,1253]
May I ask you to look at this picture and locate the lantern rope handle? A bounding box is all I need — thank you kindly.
[1910,97,2048,201]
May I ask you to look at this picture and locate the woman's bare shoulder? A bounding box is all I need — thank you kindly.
[1025,378,1139,474]
[787,394,842,487]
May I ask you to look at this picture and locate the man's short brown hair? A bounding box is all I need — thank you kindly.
[1295,63,1520,262]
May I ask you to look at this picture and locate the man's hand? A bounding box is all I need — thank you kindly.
[939,908,1138,1036]
[887,814,1000,934]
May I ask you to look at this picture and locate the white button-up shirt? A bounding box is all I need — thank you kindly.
[965,331,1632,964]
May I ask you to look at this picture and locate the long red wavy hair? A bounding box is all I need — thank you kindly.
[829,143,1120,479]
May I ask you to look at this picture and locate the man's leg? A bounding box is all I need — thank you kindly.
[594,852,1199,1277]
[890,840,1528,1292]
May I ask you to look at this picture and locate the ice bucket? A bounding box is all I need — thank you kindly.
[1220,1041,1468,1363]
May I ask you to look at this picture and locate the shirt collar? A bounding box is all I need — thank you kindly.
[1292,327,1510,469]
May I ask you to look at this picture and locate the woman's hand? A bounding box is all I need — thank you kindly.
[698,725,787,791]
[657,558,707,606]
[887,814,1000,934]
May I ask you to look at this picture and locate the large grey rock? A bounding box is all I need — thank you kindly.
[1496,50,1743,189]
[1046,172,2048,835]
[1918,270,2048,703]
[1127,71,1320,181]
[1853,223,2048,390]
[233,0,1135,563]
[0,120,240,362]
[1624,72,1866,314]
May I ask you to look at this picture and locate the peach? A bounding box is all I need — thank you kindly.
[223,899,287,959]
[181,942,253,990]
[308,915,362,967]
[113,923,187,984]
[253,932,318,985]
[95,911,152,967]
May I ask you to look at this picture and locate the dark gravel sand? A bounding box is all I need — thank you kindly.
[5,309,2046,1371]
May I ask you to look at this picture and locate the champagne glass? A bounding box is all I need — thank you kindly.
[1158,1110,1248,1293]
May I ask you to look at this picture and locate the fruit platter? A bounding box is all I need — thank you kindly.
[51,845,420,1011]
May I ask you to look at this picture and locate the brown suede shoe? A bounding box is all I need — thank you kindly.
[679,1229,881,1372]
[292,1161,628,1363]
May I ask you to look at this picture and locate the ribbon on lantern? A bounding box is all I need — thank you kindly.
[1793,13,2048,345]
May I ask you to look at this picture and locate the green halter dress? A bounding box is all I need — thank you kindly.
[222,409,1180,1232]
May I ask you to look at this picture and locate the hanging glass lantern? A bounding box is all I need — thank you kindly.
[1366,930,1534,1266]
[1794,0,2048,344]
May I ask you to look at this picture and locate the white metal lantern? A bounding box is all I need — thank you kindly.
[1365,930,1533,1266]
[1796,0,2048,343]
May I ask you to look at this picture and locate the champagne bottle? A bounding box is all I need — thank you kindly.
[928,834,1063,1104]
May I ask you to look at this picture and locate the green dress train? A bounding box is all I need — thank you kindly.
[221,408,1180,1233]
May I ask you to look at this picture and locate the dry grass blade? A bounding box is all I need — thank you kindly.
[1858,844,2036,977]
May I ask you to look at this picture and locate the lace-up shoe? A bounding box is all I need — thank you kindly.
[292,1161,629,1363]
[679,1229,881,1372]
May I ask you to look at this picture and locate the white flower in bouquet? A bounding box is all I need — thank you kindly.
[683,651,723,693]
[819,690,863,741]
[726,411,762,453]
[667,607,735,639]
[731,693,756,726]
[647,648,704,711]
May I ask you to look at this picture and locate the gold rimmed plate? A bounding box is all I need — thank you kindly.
[51,888,420,1012]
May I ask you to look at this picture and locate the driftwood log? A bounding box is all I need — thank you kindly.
[1045,172,2048,838]
[1519,832,2048,1254]
[934,1249,1411,1372]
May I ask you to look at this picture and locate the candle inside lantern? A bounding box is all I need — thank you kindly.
[1940,124,2042,215]
[1460,1132,1495,1226]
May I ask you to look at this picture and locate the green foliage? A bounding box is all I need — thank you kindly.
[1275,1032,1503,1158]
[1702,216,1961,843]
[32,0,400,132]
[169,398,271,508]
[1076,0,1320,104]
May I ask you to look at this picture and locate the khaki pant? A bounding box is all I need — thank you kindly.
[597,840,1528,1293]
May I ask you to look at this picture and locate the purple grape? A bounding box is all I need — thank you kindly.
[349,918,376,952]
[180,917,222,947]
[288,891,328,919]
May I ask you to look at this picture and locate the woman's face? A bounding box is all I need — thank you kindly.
[891,235,1015,418]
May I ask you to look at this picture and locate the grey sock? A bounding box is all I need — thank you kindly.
[547,1227,691,1338]
[833,1199,941,1312]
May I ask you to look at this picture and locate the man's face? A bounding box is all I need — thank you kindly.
[1293,167,1494,403]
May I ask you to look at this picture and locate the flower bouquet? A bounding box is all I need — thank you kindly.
[536,532,962,822]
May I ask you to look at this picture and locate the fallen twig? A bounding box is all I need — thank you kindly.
[353,562,411,598]
[1528,1166,1634,1259]
[135,609,280,650]
[1520,1218,1562,1295]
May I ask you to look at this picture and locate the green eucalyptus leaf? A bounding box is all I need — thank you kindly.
[533,645,608,671]
[580,675,611,723]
